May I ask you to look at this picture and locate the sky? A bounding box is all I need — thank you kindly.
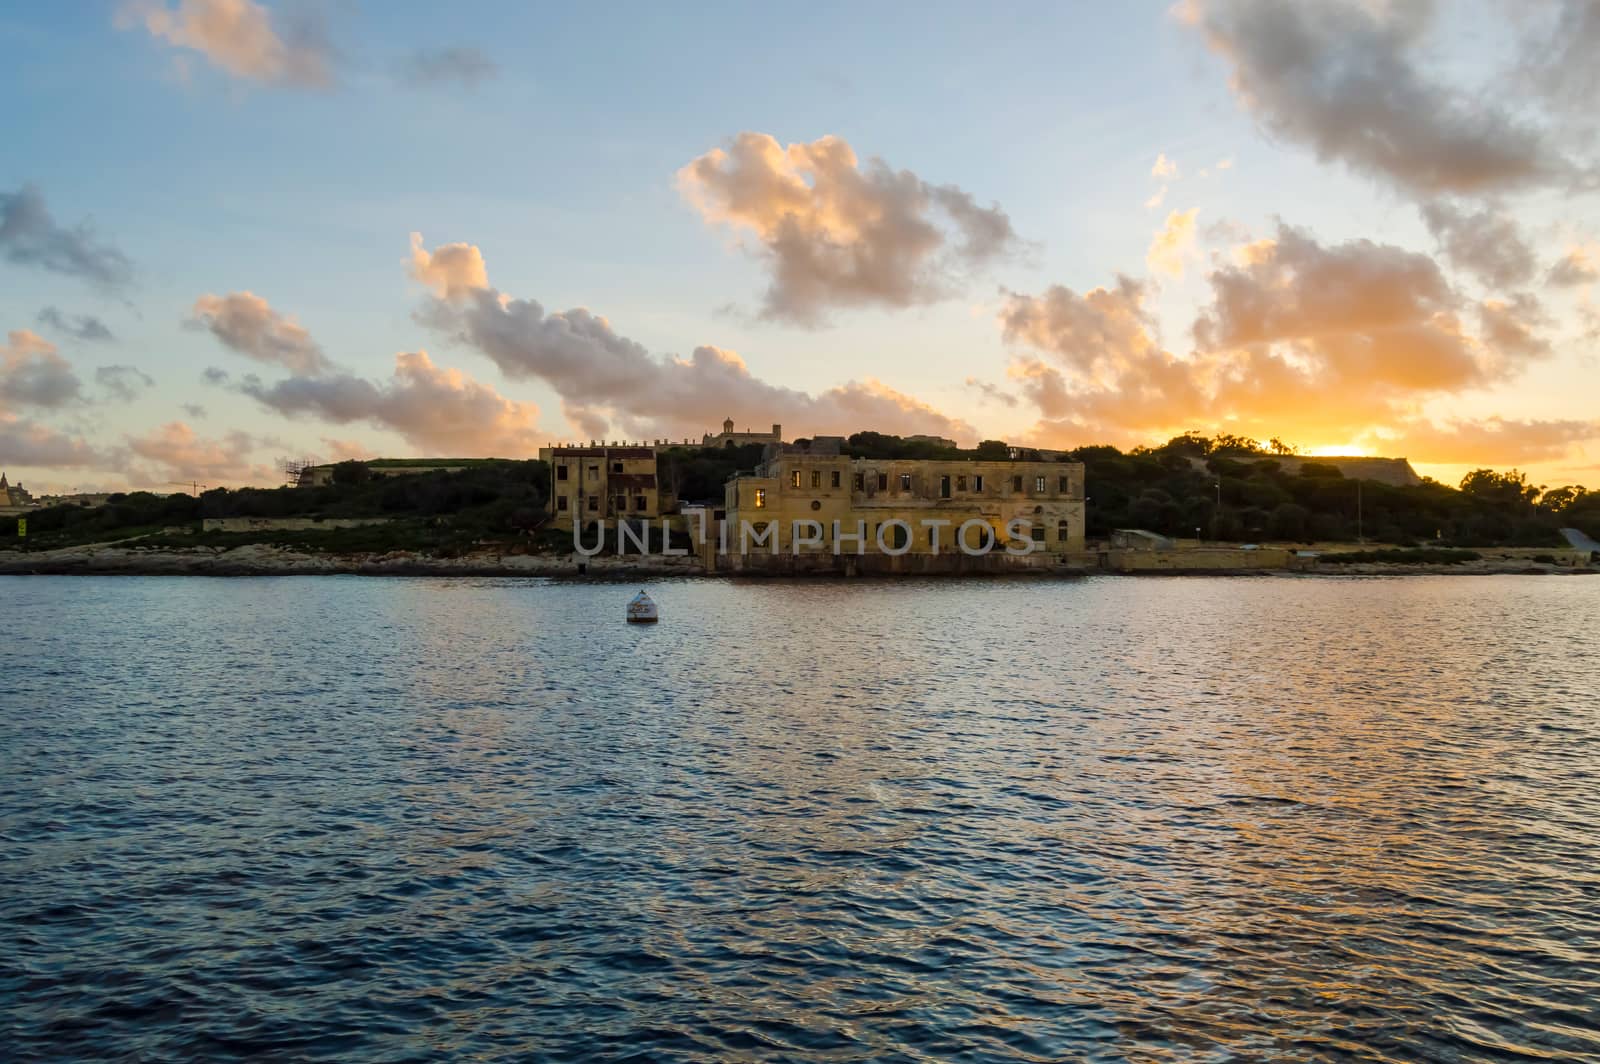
[2,0,1597,495]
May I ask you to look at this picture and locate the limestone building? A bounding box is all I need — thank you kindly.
[701,418,782,448]
[722,443,1085,555]
[540,444,674,530]
[0,473,35,512]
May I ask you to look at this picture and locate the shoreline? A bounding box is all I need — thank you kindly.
[1,544,1592,579]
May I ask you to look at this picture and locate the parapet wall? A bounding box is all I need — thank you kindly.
[1105,548,1300,572]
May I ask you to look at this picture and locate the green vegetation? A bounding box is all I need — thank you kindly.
[4,434,1597,555]
[2,460,550,554]
[659,442,769,503]
[1061,435,1599,547]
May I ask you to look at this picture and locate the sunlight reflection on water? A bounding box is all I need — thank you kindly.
[2,574,1597,1061]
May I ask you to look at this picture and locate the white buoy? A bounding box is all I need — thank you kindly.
[626,589,658,624]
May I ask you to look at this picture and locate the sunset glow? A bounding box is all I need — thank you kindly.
[2,2,1595,495]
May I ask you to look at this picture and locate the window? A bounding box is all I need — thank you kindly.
[831,470,841,488]
[587,496,598,511]
[1035,476,1047,493]
[877,473,888,490]
[853,473,864,491]
[556,465,569,481]
[588,466,599,481]
[811,470,821,489]
[1031,524,1046,542]
[1057,520,1070,541]
[1012,475,1023,491]
[557,495,568,511]
[635,496,647,510]
[1058,476,1069,492]
[899,473,912,490]
[956,475,967,491]
[790,470,802,488]
[974,475,984,492]
[611,461,623,474]
[940,475,951,499]
[754,488,767,508]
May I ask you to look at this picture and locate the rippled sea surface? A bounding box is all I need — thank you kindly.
[3,575,1598,1062]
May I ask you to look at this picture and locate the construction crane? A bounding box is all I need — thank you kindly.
[169,481,208,496]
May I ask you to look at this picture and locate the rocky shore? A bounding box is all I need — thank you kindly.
[1,542,1592,578]
[0,543,700,578]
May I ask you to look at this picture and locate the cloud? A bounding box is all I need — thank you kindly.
[320,437,376,461]
[37,307,117,343]
[125,420,273,484]
[676,132,1019,325]
[1549,245,1599,286]
[1477,294,1550,366]
[997,224,1558,452]
[1,185,134,290]
[188,291,333,375]
[0,415,105,469]
[1516,0,1600,113]
[396,46,497,89]
[118,0,336,89]
[96,364,156,402]
[181,402,208,419]
[965,376,1019,408]
[1418,201,1538,289]
[1,330,83,410]
[1370,417,1600,465]
[408,232,489,302]
[408,233,975,441]
[1183,0,1573,197]
[1147,208,1199,277]
[1151,153,1180,179]
[237,350,544,455]
[1144,186,1168,210]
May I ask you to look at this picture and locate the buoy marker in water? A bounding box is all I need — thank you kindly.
[626,589,658,624]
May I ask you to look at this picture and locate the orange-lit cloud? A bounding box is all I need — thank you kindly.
[125,420,275,483]
[1,329,82,409]
[189,292,332,375]
[408,232,489,302]
[995,223,1583,459]
[1550,245,1598,286]
[1147,208,1198,277]
[677,132,1018,325]
[1368,417,1600,465]
[411,234,975,443]
[237,351,544,456]
[118,0,335,89]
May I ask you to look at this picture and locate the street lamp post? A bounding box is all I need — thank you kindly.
[1212,480,1221,542]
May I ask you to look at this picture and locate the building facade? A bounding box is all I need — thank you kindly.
[0,473,35,513]
[540,444,674,530]
[722,448,1085,556]
[702,418,783,448]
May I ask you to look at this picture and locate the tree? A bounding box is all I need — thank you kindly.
[331,459,372,486]
[1269,502,1310,540]
[1459,469,1539,508]
[1538,485,1586,515]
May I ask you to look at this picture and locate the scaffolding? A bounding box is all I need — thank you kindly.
[280,457,318,488]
